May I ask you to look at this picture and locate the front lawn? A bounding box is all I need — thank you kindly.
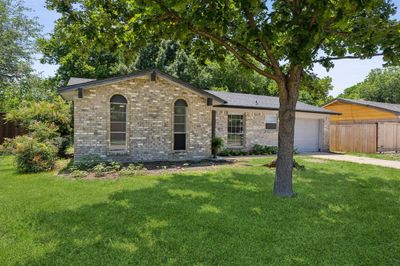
[0,156,399,265]
[349,152,400,161]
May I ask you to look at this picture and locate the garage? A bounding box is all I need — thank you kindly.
[294,118,321,153]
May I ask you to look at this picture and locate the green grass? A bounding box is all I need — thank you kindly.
[0,156,399,265]
[349,152,400,161]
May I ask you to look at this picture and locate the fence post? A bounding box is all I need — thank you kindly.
[376,122,379,153]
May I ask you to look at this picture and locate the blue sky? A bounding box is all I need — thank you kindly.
[25,0,400,97]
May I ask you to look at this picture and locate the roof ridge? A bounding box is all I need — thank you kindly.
[205,89,276,97]
[206,89,323,107]
[340,98,400,106]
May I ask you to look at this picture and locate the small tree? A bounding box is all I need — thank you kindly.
[211,137,224,158]
[44,0,400,196]
[6,97,72,157]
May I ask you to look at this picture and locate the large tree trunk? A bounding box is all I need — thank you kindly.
[273,68,301,197]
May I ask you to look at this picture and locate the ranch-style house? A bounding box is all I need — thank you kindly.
[59,69,337,162]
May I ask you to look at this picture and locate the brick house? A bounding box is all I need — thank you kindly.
[59,70,337,162]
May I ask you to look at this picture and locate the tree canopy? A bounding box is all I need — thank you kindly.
[340,67,400,103]
[42,0,400,197]
[0,0,39,82]
[0,0,59,112]
[41,36,332,105]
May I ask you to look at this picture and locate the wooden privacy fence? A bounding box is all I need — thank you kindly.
[378,122,400,152]
[0,113,26,144]
[330,122,400,153]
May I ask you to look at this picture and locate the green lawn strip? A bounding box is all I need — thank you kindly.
[0,156,399,265]
[349,152,400,161]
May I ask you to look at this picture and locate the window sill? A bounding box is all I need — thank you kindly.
[226,146,244,149]
[173,150,187,153]
[108,147,129,155]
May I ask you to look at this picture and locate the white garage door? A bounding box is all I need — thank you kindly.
[294,118,321,153]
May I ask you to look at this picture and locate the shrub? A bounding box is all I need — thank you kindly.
[251,144,278,155]
[70,170,88,178]
[93,163,107,177]
[120,163,146,176]
[6,98,72,157]
[10,136,58,173]
[73,154,107,171]
[211,137,224,158]
[217,149,231,156]
[218,144,278,157]
[0,138,14,155]
[110,161,122,171]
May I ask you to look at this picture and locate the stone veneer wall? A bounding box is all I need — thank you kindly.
[214,109,279,150]
[74,77,212,162]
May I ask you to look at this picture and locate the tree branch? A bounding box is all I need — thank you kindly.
[313,52,384,63]
[242,6,283,78]
[227,38,273,68]
[191,27,278,81]
[151,1,278,81]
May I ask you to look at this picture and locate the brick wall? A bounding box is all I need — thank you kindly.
[74,76,212,161]
[214,108,278,150]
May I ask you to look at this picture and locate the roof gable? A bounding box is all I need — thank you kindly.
[324,98,400,115]
[58,69,336,115]
[59,70,226,103]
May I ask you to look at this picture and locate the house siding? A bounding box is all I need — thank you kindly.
[324,101,398,122]
[74,77,212,162]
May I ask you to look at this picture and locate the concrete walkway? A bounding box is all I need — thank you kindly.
[312,153,400,170]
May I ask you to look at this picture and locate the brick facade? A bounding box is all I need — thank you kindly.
[74,76,212,161]
[214,108,279,150]
[72,75,328,162]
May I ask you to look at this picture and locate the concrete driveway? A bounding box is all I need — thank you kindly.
[312,153,400,170]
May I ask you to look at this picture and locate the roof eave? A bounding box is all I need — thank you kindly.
[213,104,340,115]
[323,98,400,115]
[58,69,226,104]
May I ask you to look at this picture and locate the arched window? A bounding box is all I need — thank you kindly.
[110,94,127,147]
[174,99,187,150]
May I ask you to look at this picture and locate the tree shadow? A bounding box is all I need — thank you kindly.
[23,164,400,265]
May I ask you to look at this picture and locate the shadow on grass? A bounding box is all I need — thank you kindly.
[25,165,400,265]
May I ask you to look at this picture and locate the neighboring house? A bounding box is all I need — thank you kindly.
[323,98,400,153]
[59,69,337,162]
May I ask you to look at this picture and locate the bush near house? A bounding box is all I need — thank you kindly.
[69,154,146,179]
[6,98,72,157]
[12,136,58,173]
[0,122,60,173]
[72,154,108,171]
[211,137,224,158]
[0,99,72,173]
[218,144,278,156]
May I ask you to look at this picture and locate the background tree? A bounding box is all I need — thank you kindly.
[340,67,400,103]
[41,36,332,104]
[43,0,399,196]
[0,0,59,112]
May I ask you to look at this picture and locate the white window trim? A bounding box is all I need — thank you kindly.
[109,95,128,151]
[172,98,189,152]
[265,114,278,130]
[227,114,245,147]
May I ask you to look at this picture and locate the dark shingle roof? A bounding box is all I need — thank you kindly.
[206,90,338,115]
[328,98,400,115]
